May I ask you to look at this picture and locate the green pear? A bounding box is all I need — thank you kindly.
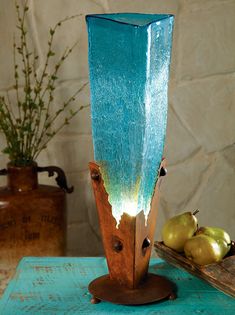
[196,226,231,258]
[184,234,223,265]
[162,210,199,252]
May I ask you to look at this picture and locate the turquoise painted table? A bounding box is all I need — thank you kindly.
[0,257,234,314]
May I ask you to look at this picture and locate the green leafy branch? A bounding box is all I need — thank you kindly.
[0,0,88,166]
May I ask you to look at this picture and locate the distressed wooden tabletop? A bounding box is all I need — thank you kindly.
[0,257,234,314]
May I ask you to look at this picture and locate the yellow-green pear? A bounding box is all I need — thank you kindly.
[162,210,199,252]
[184,234,223,265]
[196,226,231,258]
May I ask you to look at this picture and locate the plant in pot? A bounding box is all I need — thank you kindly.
[0,1,87,275]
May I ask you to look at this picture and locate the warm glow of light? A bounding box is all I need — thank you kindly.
[113,198,151,228]
[122,200,138,217]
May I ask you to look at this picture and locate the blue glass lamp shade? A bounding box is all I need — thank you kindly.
[86,13,174,226]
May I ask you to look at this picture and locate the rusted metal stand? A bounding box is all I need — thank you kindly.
[88,160,175,305]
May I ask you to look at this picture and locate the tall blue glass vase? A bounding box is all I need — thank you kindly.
[87,13,174,226]
[86,13,175,305]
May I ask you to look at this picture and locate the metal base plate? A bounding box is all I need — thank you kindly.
[88,273,175,305]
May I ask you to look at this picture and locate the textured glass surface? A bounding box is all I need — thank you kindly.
[86,13,174,226]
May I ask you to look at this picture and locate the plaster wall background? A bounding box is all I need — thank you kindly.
[0,0,235,257]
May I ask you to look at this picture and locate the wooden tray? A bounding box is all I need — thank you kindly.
[154,241,235,298]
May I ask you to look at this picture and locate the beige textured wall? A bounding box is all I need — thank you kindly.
[0,0,234,257]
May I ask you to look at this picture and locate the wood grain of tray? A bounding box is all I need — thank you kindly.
[154,241,235,298]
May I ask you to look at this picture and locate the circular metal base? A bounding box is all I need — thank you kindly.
[88,273,175,305]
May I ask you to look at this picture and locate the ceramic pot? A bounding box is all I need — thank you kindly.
[0,162,73,270]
